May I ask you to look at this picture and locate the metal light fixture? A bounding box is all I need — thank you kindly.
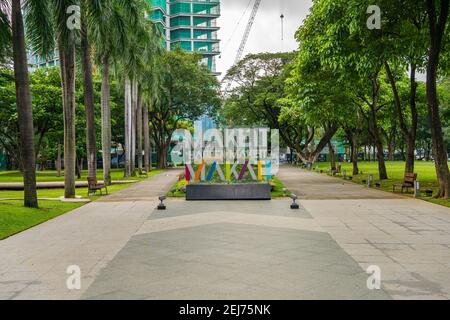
[158,195,167,210]
[290,194,300,210]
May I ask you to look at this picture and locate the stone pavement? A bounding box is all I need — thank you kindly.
[82,201,389,300]
[97,170,181,202]
[1,166,450,300]
[277,166,403,200]
[0,170,181,300]
[280,167,450,299]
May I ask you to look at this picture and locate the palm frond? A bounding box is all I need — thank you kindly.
[0,0,12,63]
[23,0,55,58]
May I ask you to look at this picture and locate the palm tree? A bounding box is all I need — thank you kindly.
[91,0,153,182]
[8,0,39,208]
[26,0,79,198]
[116,0,158,177]
[141,38,164,172]
[79,0,105,180]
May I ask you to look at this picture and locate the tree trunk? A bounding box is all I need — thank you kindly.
[101,55,112,185]
[346,129,359,176]
[328,142,336,171]
[375,139,388,180]
[405,137,415,174]
[124,76,132,177]
[426,0,450,198]
[76,155,82,179]
[143,103,151,172]
[406,64,418,174]
[11,0,38,208]
[56,143,62,177]
[351,137,359,176]
[368,76,388,180]
[80,20,97,179]
[373,144,376,162]
[388,141,395,161]
[137,93,143,174]
[385,61,418,174]
[59,39,77,198]
[157,142,168,169]
[130,79,138,176]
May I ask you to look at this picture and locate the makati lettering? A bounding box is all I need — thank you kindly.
[171,127,279,182]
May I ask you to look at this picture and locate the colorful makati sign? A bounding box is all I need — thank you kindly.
[171,127,279,184]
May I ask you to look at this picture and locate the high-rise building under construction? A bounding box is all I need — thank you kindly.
[150,0,221,75]
[30,1,221,75]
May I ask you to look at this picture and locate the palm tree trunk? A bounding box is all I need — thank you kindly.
[59,39,77,198]
[11,0,38,208]
[80,20,97,179]
[137,93,143,174]
[131,79,138,176]
[143,103,151,172]
[124,76,132,177]
[101,55,112,185]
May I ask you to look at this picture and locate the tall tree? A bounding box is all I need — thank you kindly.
[426,0,450,198]
[91,0,154,182]
[58,3,78,198]
[27,0,80,198]
[377,0,429,174]
[143,102,151,171]
[10,0,38,207]
[147,48,220,169]
[295,0,390,179]
[79,0,103,179]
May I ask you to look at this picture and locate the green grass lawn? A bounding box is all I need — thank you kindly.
[0,169,165,240]
[0,182,134,200]
[0,168,156,183]
[0,200,84,240]
[167,176,288,198]
[314,161,450,208]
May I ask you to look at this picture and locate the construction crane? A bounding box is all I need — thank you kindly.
[223,0,262,94]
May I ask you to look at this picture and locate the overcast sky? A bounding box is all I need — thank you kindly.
[216,0,313,78]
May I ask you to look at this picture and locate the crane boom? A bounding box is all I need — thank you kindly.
[224,0,262,94]
[233,0,262,66]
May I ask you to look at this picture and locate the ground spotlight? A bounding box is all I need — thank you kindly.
[158,195,167,210]
[290,194,300,210]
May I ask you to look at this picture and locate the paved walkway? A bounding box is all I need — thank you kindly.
[280,167,450,299]
[97,170,181,202]
[277,167,403,200]
[0,170,181,299]
[1,166,450,300]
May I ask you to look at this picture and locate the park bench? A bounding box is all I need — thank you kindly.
[392,173,417,194]
[87,177,108,196]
